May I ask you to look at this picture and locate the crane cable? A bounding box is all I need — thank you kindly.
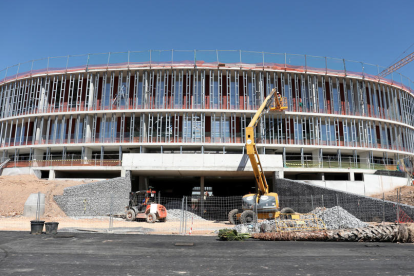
[385,42,414,68]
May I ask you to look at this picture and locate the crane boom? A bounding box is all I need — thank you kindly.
[245,88,287,195]
[379,51,414,77]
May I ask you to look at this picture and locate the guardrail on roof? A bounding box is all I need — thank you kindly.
[0,50,413,93]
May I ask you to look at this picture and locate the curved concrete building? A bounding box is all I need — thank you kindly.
[0,50,412,196]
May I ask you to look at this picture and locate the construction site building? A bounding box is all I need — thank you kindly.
[0,50,413,197]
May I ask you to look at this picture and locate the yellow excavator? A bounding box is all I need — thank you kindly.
[228,88,297,224]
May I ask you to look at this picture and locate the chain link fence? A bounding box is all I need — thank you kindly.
[1,190,413,235]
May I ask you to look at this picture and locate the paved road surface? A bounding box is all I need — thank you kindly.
[0,231,413,275]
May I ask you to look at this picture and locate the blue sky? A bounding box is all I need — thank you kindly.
[0,0,413,79]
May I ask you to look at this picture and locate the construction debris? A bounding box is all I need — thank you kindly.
[233,216,324,234]
[310,206,368,230]
[233,206,367,234]
[166,209,205,221]
[252,223,414,243]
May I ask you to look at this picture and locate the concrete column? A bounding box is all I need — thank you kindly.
[359,151,370,169]
[83,147,92,160]
[32,148,45,167]
[312,149,320,168]
[85,115,92,143]
[141,115,147,142]
[138,176,148,191]
[36,117,46,144]
[33,149,45,161]
[337,149,341,168]
[38,84,46,113]
[49,169,55,180]
[88,78,94,110]
[300,148,304,167]
[144,76,149,109]
[349,171,355,181]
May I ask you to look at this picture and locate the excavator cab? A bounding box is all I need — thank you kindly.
[241,193,279,212]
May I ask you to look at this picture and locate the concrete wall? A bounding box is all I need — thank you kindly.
[54,171,131,216]
[122,153,283,175]
[274,178,414,223]
[23,193,45,218]
[305,174,408,196]
[2,167,33,176]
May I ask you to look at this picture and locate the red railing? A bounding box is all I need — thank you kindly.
[4,159,121,168]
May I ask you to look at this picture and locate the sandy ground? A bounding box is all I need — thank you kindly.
[371,186,414,206]
[0,174,96,217]
[0,217,229,235]
[0,175,229,235]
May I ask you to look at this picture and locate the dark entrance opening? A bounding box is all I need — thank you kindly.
[148,177,199,198]
[324,173,349,181]
[40,170,50,179]
[205,177,256,196]
[354,173,364,181]
[146,176,257,198]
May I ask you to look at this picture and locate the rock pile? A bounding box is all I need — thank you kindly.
[54,172,131,216]
[311,206,368,230]
[166,209,206,221]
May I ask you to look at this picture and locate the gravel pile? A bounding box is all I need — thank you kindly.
[310,206,368,230]
[166,209,206,221]
[233,206,368,233]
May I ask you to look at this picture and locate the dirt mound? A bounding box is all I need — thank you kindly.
[371,186,414,206]
[0,175,96,218]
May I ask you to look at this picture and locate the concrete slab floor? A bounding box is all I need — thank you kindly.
[0,231,413,276]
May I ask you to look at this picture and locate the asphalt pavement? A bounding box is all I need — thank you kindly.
[0,231,413,276]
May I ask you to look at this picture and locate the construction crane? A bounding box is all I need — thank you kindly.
[379,51,414,78]
[228,88,297,225]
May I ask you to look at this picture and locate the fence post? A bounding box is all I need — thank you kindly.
[382,192,385,223]
[336,194,341,229]
[179,196,184,235]
[397,188,400,224]
[109,194,113,232]
[321,195,325,224]
[254,199,258,224]
[185,196,188,235]
[36,192,41,221]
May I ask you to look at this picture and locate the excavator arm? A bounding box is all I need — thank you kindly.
[245,88,287,195]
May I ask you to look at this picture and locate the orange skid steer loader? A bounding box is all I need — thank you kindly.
[125,190,167,223]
